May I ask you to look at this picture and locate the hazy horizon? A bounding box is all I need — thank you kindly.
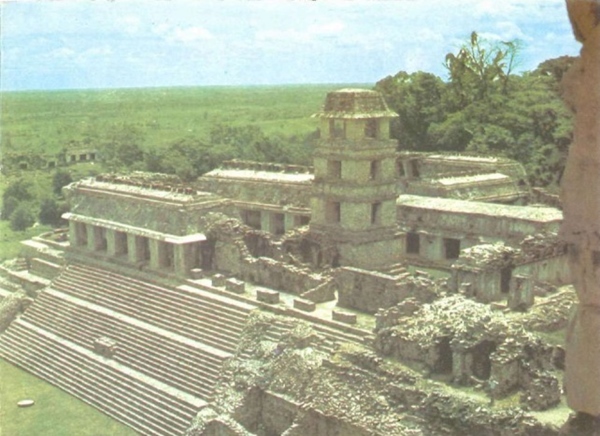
[1,0,581,92]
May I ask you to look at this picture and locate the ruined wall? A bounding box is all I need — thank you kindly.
[514,255,571,286]
[284,409,379,436]
[336,267,436,314]
[206,213,324,294]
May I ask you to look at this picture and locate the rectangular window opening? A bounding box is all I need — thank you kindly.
[329,119,346,139]
[410,160,420,178]
[371,202,381,225]
[406,232,420,254]
[271,213,285,235]
[370,160,380,180]
[328,160,342,179]
[443,238,461,260]
[365,119,378,138]
[326,201,341,223]
[397,161,405,177]
[241,210,262,230]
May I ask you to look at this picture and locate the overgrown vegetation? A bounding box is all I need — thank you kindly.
[376,32,574,189]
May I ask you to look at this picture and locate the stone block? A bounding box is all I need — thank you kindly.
[94,336,118,358]
[332,309,357,325]
[190,268,204,280]
[257,289,280,304]
[226,278,246,294]
[212,273,226,287]
[294,298,316,312]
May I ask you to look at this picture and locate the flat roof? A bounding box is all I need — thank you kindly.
[436,173,510,186]
[75,179,218,204]
[426,154,502,163]
[203,168,314,184]
[397,195,563,222]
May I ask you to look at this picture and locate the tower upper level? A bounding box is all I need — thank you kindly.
[314,89,397,142]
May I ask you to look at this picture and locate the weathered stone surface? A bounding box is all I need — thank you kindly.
[336,267,436,314]
[225,278,245,294]
[212,274,226,287]
[257,289,279,304]
[0,290,30,333]
[332,309,357,325]
[560,0,600,417]
[293,298,315,312]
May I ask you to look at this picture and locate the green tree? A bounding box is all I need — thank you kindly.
[1,197,19,221]
[9,204,35,231]
[1,178,35,221]
[39,198,68,227]
[376,71,445,150]
[52,170,73,196]
[443,31,521,109]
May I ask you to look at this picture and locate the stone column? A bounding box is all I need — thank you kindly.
[260,211,270,233]
[68,221,81,247]
[105,229,117,256]
[149,239,172,269]
[87,224,98,251]
[560,0,600,419]
[284,214,295,232]
[149,239,162,269]
[423,234,443,261]
[174,244,193,276]
[127,234,138,263]
[114,232,128,256]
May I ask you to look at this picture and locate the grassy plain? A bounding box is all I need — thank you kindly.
[1,84,368,154]
[0,358,137,436]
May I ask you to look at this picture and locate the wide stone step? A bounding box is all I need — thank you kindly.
[69,263,254,320]
[24,301,217,399]
[0,339,183,436]
[64,271,248,331]
[35,290,228,369]
[52,279,240,352]
[55,272,248,340]
[30,257,62,280]
[31,292,227,379]
[0,323,199,435]
[3,321,202,415]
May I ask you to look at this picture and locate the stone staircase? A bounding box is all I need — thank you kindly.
[0,262,256,436]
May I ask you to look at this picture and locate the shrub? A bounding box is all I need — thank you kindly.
[9,203,36,231]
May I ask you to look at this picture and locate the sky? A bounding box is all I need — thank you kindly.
[0,0,582,91]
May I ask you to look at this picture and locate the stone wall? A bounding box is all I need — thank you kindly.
[398,195,562,246]
[206,213,325,294]
[336,267,436,314]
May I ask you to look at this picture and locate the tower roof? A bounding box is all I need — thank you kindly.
[314,88,397,119]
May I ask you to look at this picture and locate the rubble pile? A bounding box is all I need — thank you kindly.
[520,370,561,411]
[203,213,328,294]
[281,227,340,269]
[375,295,562,406]
[518,287,576,333]
[0,290,31,332]
[518,232,567,264]
[454,243,516,271]
[188,311,562,436]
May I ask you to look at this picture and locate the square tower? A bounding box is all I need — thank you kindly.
[309,89,401,270]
